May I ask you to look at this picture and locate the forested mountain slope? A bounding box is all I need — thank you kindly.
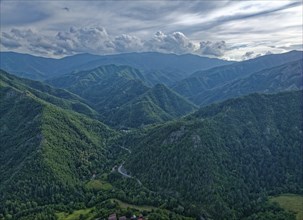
[107,84,197,127]
[0,78,116,217]
[46,65,151,112]
[124,90,303,219]
[0,70,98,118]
[172,50,303,103]
[193,59,303,106]
[47,65,197,128]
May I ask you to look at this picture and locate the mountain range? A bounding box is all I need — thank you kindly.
[0,50,302,220]
[0,72,117,218]
[124,90,303,219]
[191,58,303,106]
[46,65,197,128]
[172,50,303,105]
[0,52,232,86]
[0,70,99,118]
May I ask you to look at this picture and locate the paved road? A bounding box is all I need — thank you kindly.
[116,146,143,186]
[117,163,132,178]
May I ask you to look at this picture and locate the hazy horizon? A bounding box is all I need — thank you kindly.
[1,0,302,60]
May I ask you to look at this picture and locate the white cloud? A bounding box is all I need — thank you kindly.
[0,0,301,60]
[55,26,115,54]
[1,27,230,58]
[241,50,274,60]
[144,31,197,54]
[198,41,227,56]
[113,34,143,53]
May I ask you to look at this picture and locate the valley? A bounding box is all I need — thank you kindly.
[0,50,302,220]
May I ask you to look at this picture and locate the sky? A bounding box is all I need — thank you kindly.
[0,0,302,60]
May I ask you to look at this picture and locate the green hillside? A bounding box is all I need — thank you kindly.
[0,72,194,220]
[139,84,197,117]
[1,53,302,220]
[123,91,303,219]
[193,59,303,106]
[172,50,303,104]
[107,84,197,128]
[0,78,117,218]
[46,65,150,116]
[0,70,98,118]
[47,65,197,128]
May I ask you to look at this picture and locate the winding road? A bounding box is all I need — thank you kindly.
[116,146,142,185]
[117,162,132,178]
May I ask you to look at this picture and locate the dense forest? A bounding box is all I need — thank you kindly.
[172,51,302,104]
[124,91,303,219]
[46,65,197,128]
[0,50,302,220]
[0,71,194,220]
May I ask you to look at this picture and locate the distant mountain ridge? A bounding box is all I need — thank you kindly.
[68,52,233,86]
[0,51,232,85]
[0,52,101,80]
[192,58,303,106]
[46,65,197,128]
[172,50,303,104]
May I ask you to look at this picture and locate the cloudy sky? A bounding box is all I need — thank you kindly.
[0,0,302,60]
